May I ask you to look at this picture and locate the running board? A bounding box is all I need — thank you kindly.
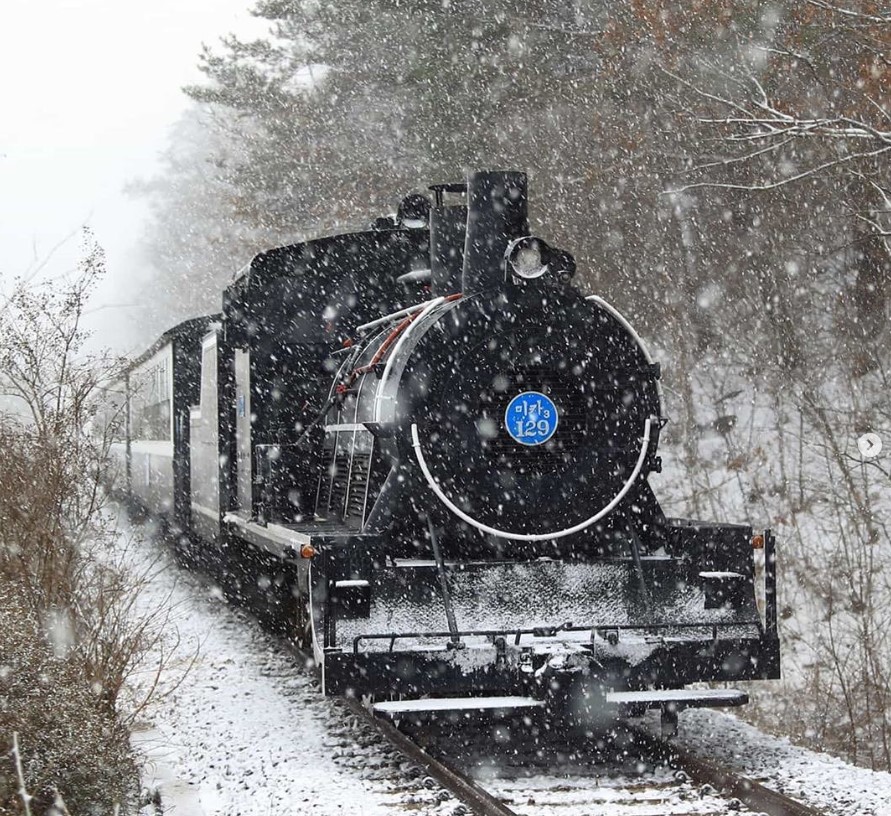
[606,688,748,711]
[373,696,544,720]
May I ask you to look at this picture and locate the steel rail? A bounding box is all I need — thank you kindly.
[388,709,825,816]
[337,692,824,816]
[281,593,820,816]
[632,726,824,816]
[160,524,817,816]
[281,636,518,815]
[671,745,823,816]
[341,696,519,816]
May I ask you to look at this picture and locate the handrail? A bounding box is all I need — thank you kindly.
[352,619,760,654]
[372,296,446,424]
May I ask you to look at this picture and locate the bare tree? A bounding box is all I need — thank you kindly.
[663,66,890,250]
[0,231,177,812]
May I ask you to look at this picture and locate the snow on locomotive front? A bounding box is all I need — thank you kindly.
[313,171,780,728]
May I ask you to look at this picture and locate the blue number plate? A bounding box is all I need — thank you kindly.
[504,391,559,446]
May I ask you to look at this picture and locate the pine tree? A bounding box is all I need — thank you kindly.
[137,0,885,355]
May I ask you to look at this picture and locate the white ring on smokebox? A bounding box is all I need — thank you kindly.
[585,294,665,414]
[411,416,654,542]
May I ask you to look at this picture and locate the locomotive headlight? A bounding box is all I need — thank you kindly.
[505,236,551,280]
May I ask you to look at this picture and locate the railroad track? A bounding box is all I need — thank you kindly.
[173,535,821,816]
[342,697,823,816]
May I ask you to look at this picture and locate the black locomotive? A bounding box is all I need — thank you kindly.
[111,170,779,734]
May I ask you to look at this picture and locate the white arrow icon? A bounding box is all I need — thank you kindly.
[857,433,882,459]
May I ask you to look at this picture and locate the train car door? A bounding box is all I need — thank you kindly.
[234,348,253,516]
[190,330,223,541]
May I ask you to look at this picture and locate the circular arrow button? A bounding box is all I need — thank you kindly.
[857,432,883,459]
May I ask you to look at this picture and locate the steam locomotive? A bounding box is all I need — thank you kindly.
[110,170,779,734]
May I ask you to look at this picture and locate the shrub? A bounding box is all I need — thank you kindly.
[0,233,146,813]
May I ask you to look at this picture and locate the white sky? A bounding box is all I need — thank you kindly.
[0,0,263,350]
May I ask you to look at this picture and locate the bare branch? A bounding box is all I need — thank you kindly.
[805,0,891,24]
[12,733,33,816]
[681,136,796,174]
[658,65,755,119]
[664,144,891,195]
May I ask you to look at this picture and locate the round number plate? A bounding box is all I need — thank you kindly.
[504,391,559,446]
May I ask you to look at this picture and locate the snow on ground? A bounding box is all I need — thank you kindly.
[122,522,460,815]
[121,515,891,816]
[665,707,891,816]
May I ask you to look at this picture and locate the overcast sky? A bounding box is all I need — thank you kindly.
[0,0,262,351]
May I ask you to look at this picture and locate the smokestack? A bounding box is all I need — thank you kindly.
[462,170,529,295]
